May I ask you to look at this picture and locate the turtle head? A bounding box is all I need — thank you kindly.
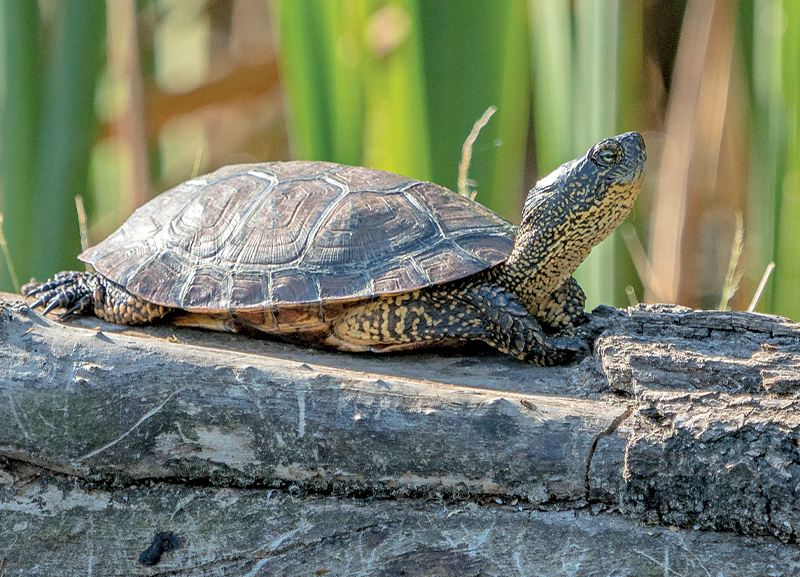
[501,132,646,305]
[520,131,646,232]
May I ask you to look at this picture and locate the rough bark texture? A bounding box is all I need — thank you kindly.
[1,293,799,575]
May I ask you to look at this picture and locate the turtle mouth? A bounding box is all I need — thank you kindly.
[605,161,646,186]
[605,145,647,185]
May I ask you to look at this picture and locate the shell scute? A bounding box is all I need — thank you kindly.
[455,233,519,264]
[370,260,429,295]
[265,160,338,182]
[270,269,319,305]
[124,251,187,308]
[317,270,373,301]
[229,273,270,310]
[329,164,414,192]
[407,182,502,235]
[413,242,484,285]
[182,267,232,311]
[305,191,438,268]
[220,177,343,265]
[172,178,259,259]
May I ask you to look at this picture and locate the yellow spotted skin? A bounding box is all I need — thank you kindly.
[533,277,587,335]
[23,133,646,366]
[330,281,568,363]
[337,291,471,345]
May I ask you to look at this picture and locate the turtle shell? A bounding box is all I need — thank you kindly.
[80,161,516,312]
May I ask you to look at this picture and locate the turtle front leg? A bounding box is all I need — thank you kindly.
[22,271,170,325]
[536,277,588,335]
[330,282,588,366]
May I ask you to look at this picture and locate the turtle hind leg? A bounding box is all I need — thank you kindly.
[331,283,587,366]
[22,271,170,325]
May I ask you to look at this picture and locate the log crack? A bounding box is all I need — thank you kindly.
[75,388,186,464]
[584,405,634,498]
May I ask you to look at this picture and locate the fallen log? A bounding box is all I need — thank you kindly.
[1,293,799,575]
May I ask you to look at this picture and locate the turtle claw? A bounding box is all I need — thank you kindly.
[42,296,67,315]
[22,271,94,317]
[60,294,94,317]
[548,334,592,364]
[553,336,587,353]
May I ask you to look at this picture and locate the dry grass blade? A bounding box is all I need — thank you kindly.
[458,105,496,200]
[625,285,639,306]
[192,147,205,179]
[748,262,776,313]
[0,213,21,293]
[74,195,94,273]
[75,195,90,252]
[718,211,744,311]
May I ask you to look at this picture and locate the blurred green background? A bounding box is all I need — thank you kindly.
[0,0,798,318]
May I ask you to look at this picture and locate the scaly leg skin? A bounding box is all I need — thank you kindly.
[537,278,610,354]
[22,271,170,325]
[329,280,588,366]
[536,277,587,335]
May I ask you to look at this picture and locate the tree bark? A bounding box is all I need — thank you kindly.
[1,293,799,575]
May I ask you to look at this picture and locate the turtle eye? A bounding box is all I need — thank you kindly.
[591,141,623,168]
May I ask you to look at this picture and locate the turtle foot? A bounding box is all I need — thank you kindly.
[23,272,171,325]
[22,271,97,317]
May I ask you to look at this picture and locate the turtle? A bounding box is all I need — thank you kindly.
[23,131,646,366]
